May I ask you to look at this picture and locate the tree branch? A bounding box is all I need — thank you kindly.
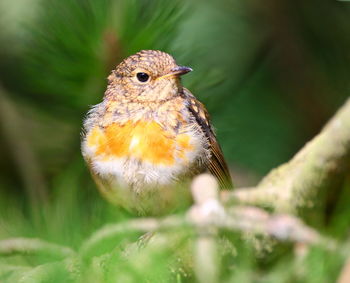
[222,98,350,215]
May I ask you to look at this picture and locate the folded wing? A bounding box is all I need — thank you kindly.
[183,88,233,189]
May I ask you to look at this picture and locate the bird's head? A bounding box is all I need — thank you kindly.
[106,50,192,103]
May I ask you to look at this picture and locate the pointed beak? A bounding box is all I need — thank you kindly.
[169,66,193,76]
[159,66,193,79]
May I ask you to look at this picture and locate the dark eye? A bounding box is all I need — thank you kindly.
[136,72,150,82]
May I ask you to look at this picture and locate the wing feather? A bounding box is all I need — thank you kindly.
[183,88,233,189]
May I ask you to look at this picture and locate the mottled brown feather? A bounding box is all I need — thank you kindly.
[183,88,233,189]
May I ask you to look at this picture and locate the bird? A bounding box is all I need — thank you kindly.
[81,50,233,215]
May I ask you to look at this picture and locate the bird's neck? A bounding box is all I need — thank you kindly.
[100,95,186,128]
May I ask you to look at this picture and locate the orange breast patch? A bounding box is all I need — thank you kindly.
[87,121,193,165]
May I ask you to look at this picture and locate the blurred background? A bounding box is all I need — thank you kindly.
[0,0,350,281]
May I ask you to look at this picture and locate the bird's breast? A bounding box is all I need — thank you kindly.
[85,120,194,165]
[82,120,206,187]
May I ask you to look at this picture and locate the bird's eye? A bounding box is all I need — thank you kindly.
[136,72,150,83]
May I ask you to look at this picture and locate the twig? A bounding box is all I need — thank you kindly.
[0,238,76,259]
[191,174,221,283]
[338,251,350,283]
[80,216,188,260]
[221,98,350,215]
[224,207,336,248]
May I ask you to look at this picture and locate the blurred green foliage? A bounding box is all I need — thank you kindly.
[0,0,350,282]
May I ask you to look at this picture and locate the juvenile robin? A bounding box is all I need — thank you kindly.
[81,50,232,215]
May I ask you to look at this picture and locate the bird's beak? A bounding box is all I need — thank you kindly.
[169,66,193,76]
[159,66,193,79]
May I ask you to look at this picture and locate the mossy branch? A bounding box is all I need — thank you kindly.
[222,98,350,215]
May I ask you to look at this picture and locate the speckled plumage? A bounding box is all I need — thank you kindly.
[81,50,232,215]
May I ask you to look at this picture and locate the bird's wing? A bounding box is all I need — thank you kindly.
[182,88,233,189]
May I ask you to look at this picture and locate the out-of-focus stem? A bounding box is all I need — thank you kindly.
[0,238,75,259]
[0,84,48,204]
